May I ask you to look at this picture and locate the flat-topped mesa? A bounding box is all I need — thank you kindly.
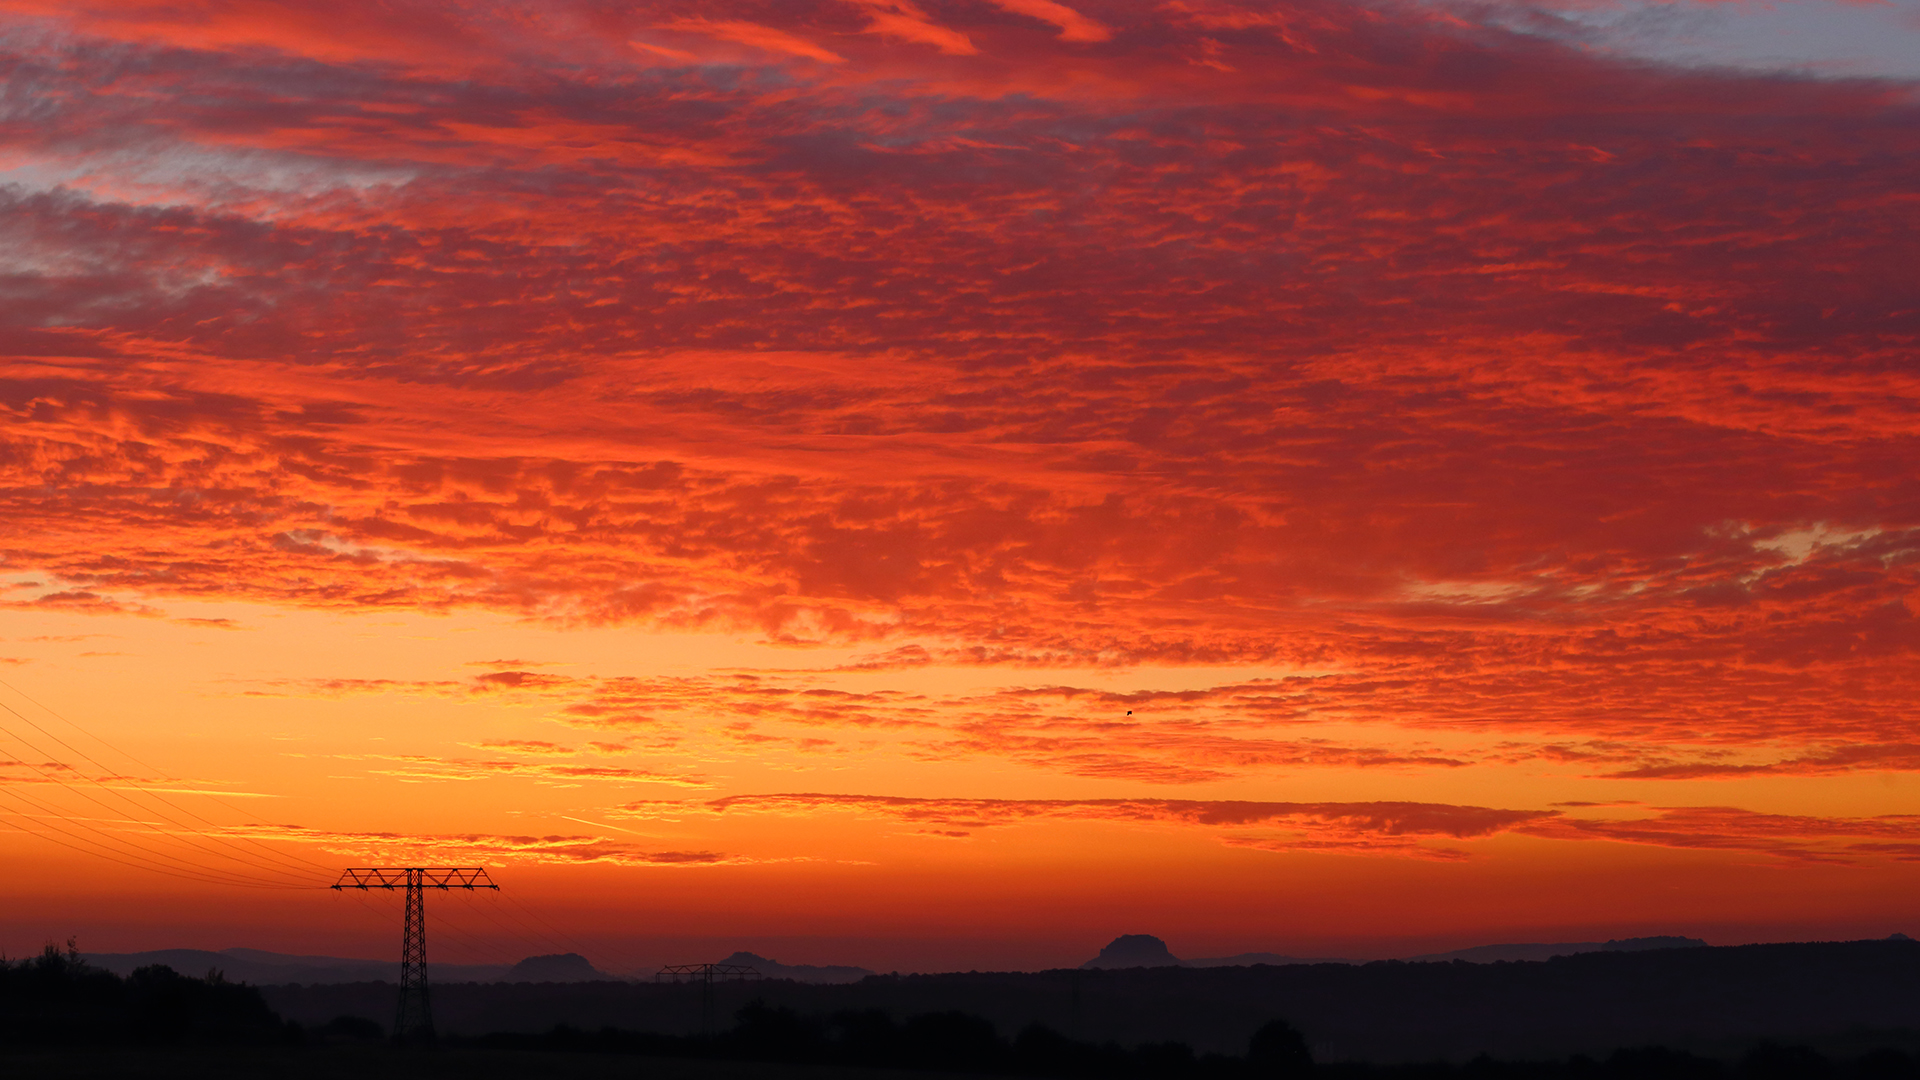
[1081,934,1181,970]
[505,953,611,983]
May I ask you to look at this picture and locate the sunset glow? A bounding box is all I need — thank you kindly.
[2,0,1918,974]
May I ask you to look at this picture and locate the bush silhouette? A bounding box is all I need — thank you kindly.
[900,1009,1004,1069]
[0,940,289,1046]
[1602,1046,1726,1080]
[1852,1048,1915,1080]
[1249,1018,1314,1076]
[732,1000,826,1060]
[1741,1043,1830,1080]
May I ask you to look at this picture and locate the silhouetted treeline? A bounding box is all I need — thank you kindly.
[10,943,1920,1080]
[263,939,1920,1060]
[469,1002,1920,1080]
[474,1002,1314,1079]
[0,939,295,1045]
[1320,1044,1920,1080]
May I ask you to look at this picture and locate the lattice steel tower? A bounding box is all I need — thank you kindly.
[333,867,498,1042]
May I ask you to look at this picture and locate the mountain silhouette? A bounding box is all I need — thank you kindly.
[1079,934,1707,970]
[1082,936,1345,969]
[83,947,511,985]
[506,953,614,982]
[1082,935,1182,969]
[717,951,872,985]
[1406,936,1708,964]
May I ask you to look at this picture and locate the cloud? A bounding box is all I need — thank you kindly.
[850,0,977,54]
[1524,806,1920,864]
[652,792,1553,834]
[620,792,1557,857]
[1600,744,1920,779]
[986,0,1111,41]
[660,18,846,63]
[468,739,577,756]
[630,40,698,62]
[234,664,1920,789]
[1,0,1917,807]
[0,758,81,781]
[4,591,160,618]
[618,793,1920,865]
[347,753,710,787]
[238,823,739,866]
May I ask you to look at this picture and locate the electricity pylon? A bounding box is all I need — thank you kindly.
[333,868,498,1042]
[656,962,761,1035]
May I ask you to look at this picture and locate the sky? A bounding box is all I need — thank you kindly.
[0,0,1917,975]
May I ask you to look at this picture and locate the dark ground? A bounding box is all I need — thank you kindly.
[262,939,1920,1061]
[17,938,1920,1075]
[0,1046,966,1080]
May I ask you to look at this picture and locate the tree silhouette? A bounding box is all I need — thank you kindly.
[1248,1018,1314,1077]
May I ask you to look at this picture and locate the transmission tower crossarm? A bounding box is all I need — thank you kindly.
[333,867,498,889]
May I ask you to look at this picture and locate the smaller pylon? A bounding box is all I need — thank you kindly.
[656,962,762,1035]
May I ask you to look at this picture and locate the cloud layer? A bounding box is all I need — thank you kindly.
[619,792,1920,864]
[2,0,1917,942]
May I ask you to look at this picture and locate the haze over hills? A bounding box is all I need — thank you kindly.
[1404,936,1710,964]
[1081,934,1349,969]
[80,947,855,985]
[718,952,873,985]
[82,948,511,986]
[81,935,1722,985]
[1076,934,1708,969]
[80,948,618,985]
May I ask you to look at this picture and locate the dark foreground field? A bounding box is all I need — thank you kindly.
[0,1046,959,1080]
[10,1042,1920,1080]
[266,939,1920,1061]
[15,938,1920,1077]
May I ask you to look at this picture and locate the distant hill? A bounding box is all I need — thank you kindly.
[1406,936,1709,964]
[505,953,619,982]
[1082,934,1346,969]
[1081,935,1181,969]
[83,947,511,985]
[715,951,872,985]
[1078,933,1707,970]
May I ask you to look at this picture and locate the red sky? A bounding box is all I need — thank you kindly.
[1,0,1918,973]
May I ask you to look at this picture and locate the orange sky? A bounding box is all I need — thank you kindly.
[2,0,1919,974]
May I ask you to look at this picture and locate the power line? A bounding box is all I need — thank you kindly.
[0,803,282,888]
[416,891,516,968]
[445,889,583,967]
[0,757,311,888]
[464,889,577,958]
[0,682,336,879]
[0,705,323,883]
[441,891,541,957]
[502,889,601,959]
[0,788,308,889]
[0,712,321,887]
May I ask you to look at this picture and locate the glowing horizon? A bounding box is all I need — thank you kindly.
[2,0,1918,975]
